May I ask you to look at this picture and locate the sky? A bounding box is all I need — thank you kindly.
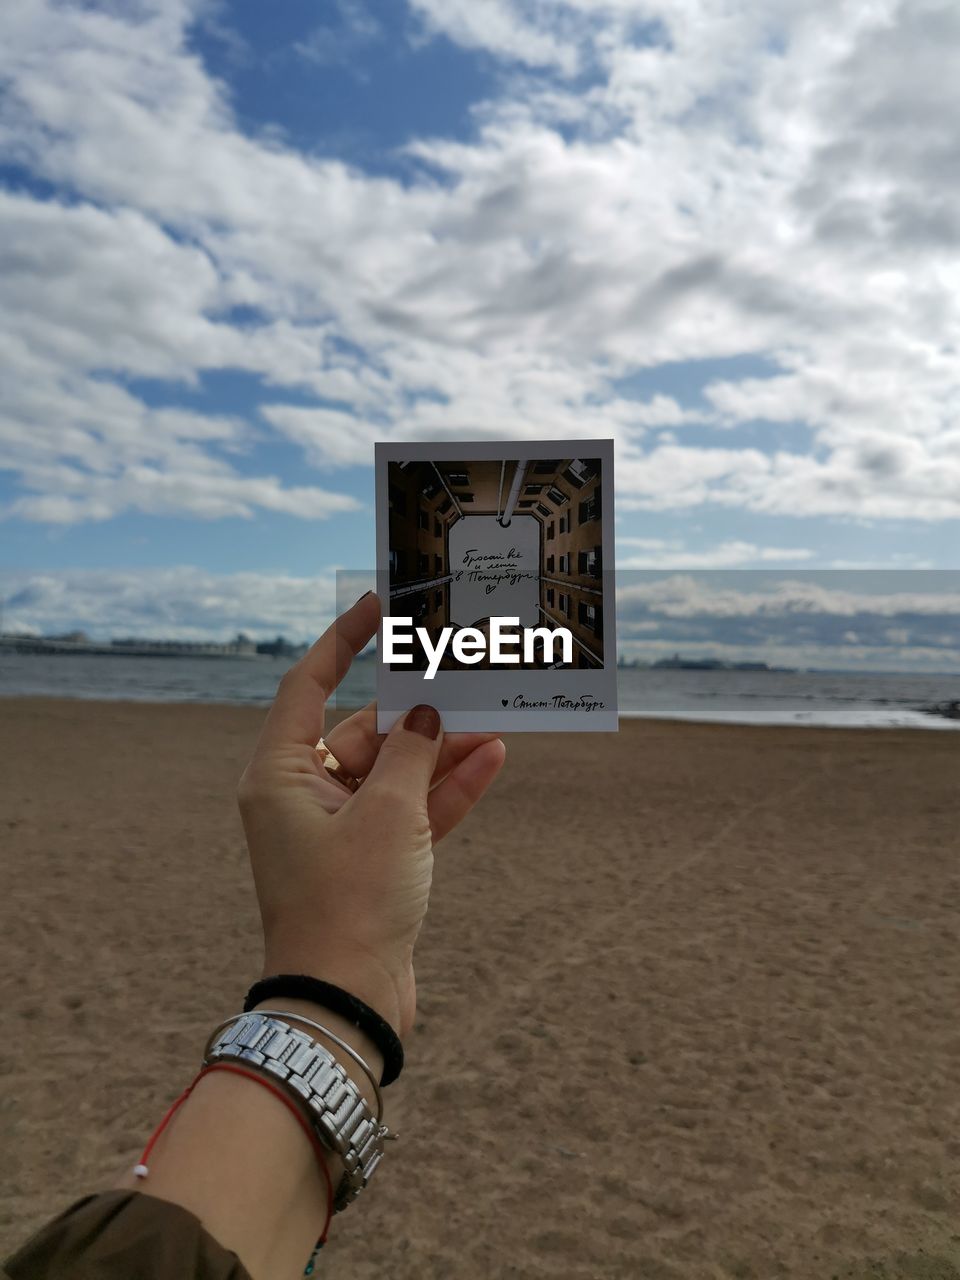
[0,0,958,667]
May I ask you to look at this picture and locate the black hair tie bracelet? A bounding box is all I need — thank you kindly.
[243,975,404,1087]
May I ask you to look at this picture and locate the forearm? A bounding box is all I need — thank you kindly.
[115,999,386,1280]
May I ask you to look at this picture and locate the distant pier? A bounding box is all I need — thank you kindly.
[0,633,306,659]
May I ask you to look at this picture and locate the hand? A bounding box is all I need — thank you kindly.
[237,592,506,1038]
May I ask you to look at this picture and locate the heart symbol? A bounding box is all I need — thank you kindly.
[501,699,509,707]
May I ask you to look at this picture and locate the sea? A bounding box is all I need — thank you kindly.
[1,651,959,730]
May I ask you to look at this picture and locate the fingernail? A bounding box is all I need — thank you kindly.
[353,590,375,605]
[404,704,441,739]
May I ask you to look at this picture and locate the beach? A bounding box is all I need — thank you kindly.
[1,697,958,1279]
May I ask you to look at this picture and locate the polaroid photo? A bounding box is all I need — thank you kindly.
[375,440,617,732]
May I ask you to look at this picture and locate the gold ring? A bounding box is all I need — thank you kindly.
[315,739,362,793]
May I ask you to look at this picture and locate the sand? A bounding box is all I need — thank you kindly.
[1,697,958,1279]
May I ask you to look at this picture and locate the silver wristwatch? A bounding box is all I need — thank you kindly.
[204,1012,388,1211]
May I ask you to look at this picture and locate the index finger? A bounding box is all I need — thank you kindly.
[256,591,381,751]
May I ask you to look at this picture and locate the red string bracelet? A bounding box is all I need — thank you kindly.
[133,1062,335,1252]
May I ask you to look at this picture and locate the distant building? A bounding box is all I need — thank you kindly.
[653,653,726,670]
[651,653,775,672]
[256,635,302,658]
[4,630,262,657]
[230,633,258,656]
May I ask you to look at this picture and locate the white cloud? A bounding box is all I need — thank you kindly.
[615,635,960,675]
[0,566,340,641]
[1,463,360,523]
[261,406,382,468]
[613,570,960,671]
[295,0,382,67]
[616,539,814,568]
[615,573,960,619]
[408,0,581,75]
[0,192,360,521]
[616,445,772,510]
[1,0,960,530]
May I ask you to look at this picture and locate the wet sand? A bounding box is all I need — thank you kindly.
[1,697,958,1278]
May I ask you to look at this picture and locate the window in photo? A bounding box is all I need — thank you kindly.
[578,601,602,636]
[578,546,601,576]
[579,494,601,523]
[564,459,597,488]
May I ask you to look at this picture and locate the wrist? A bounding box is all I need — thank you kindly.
[116,1063,334,1277]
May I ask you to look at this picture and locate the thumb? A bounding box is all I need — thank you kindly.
[363,704,444,805]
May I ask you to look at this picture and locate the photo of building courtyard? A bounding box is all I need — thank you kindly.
[387,457,604,671]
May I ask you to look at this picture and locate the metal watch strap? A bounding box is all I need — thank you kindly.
[204,1012,388,1211]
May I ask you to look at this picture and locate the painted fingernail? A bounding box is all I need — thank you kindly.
[404,704,441,739]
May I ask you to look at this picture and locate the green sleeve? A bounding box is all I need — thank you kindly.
[4,1189,254,1279]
